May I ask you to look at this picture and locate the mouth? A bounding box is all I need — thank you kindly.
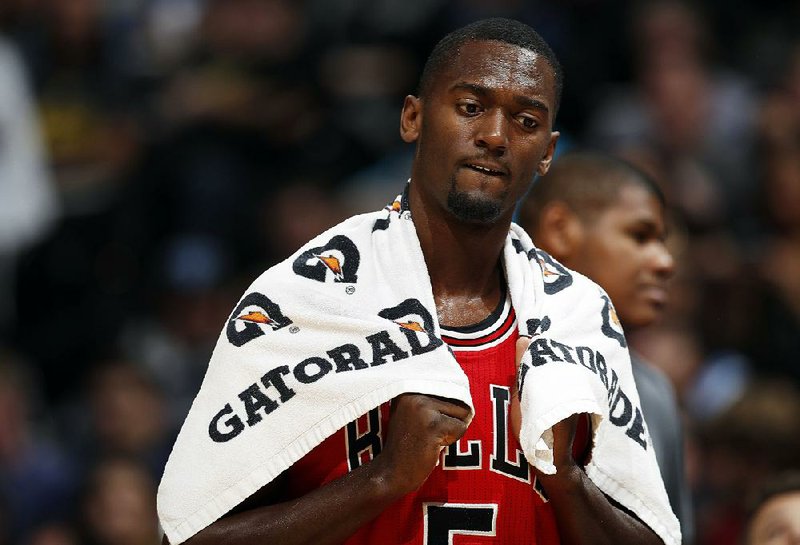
[464,162,508,177]
[641,285,668,306]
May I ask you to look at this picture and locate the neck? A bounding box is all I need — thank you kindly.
[408,183,511,325]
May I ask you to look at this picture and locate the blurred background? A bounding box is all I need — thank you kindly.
[0,0,799,543]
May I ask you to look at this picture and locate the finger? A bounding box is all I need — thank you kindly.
[511,336,531,441]
[551,413,580,465]
[434,411,469,445]
[422,394,472,423]
[512,336,532,399]
[515,336,532,371]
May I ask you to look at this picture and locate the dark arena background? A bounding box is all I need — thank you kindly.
[1,0,799,543]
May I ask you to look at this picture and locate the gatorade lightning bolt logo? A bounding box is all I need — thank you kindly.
[293,235,360,284]
[226,292,293,347]
[373,197,404,232]
[314,254,344,281]
[534,249,573,295]
[395,320,426,333]
[600,294,627,347]
[378,299,443,356]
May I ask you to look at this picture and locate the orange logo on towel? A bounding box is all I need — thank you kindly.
[293,235,360,284]
[609,306,621,327]
[600,294,626,348]
[314,254,343,279]
[396,320,425,333]
[227,292,293,347]
[236,311,273,325]
[534,249,573,295]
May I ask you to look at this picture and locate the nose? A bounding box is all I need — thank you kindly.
[475,109,508,155]
[651,243,675,280]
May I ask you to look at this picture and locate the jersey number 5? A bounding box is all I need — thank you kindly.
[423,503,497,544]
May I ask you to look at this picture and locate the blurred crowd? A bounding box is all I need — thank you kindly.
[0,0,799,544]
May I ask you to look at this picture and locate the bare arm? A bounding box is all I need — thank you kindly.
[536,415,663,545]
[167,394,471,545]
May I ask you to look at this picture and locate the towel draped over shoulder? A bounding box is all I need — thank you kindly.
[157,194,681,545]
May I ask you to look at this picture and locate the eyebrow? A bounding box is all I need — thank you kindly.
[630,217,669,240]
[451,82,550,113]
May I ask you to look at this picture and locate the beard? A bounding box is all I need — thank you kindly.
[445,175,504,224]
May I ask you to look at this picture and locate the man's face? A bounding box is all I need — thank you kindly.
[748,491,800,545]
[402,40,559,225]
[573,184,674,328]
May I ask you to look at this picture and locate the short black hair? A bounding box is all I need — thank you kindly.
[418,18,563,116]
[519,151,666,229]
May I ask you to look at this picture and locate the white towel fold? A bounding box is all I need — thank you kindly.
[157,194,681,545]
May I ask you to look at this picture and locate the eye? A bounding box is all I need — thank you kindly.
[516,114,538,130]
[457,101,482,116]
[629,229,650,244]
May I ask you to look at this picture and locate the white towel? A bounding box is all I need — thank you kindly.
[157,194,681,545]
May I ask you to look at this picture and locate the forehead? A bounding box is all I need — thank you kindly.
[755,492,800,523]
[596,184,664,223]
[751,492,800,541]
[432,40,556,107]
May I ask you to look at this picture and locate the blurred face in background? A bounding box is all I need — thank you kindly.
[202,0,304,61]
[748,491,800,545]
[84,459,158,545]
[570,183,675,328]
[89,363,165,454]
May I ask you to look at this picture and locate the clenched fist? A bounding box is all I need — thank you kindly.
[373,394,472,495]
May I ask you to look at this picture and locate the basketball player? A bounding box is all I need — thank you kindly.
[519,152,693,543]
[169,19,666,545]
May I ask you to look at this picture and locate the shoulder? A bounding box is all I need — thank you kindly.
[630,352,681,430]
[630,353,675,400]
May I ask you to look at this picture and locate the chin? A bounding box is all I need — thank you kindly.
[627,307,662,329]
[446,189,503,224]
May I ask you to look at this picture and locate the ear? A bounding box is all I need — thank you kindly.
[536,131,560,176]
[534,201,583,265]
[400,95,422,143]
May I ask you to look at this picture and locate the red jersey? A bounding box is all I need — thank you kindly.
[287,293,588,544]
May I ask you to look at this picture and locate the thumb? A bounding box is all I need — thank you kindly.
[510,336,532,441]
[515,336,532,371]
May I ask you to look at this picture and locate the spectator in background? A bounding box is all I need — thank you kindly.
[696,381,800,545]
[586,0,757,231]
[260,181,347,263]
[749,144,800,385]
[26,522,79,545]
[744,472,800,545]
[70,361,174,482]
[19,0,140,211]
[0,35,58,336]
[758,40,800,154]
[120,236,241,427]
[747,41,800,386]
[10,0,144,403]
[0,350,76,544]
[519,152,693,543]
[137,0,337,284]
[80,456,160,545]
